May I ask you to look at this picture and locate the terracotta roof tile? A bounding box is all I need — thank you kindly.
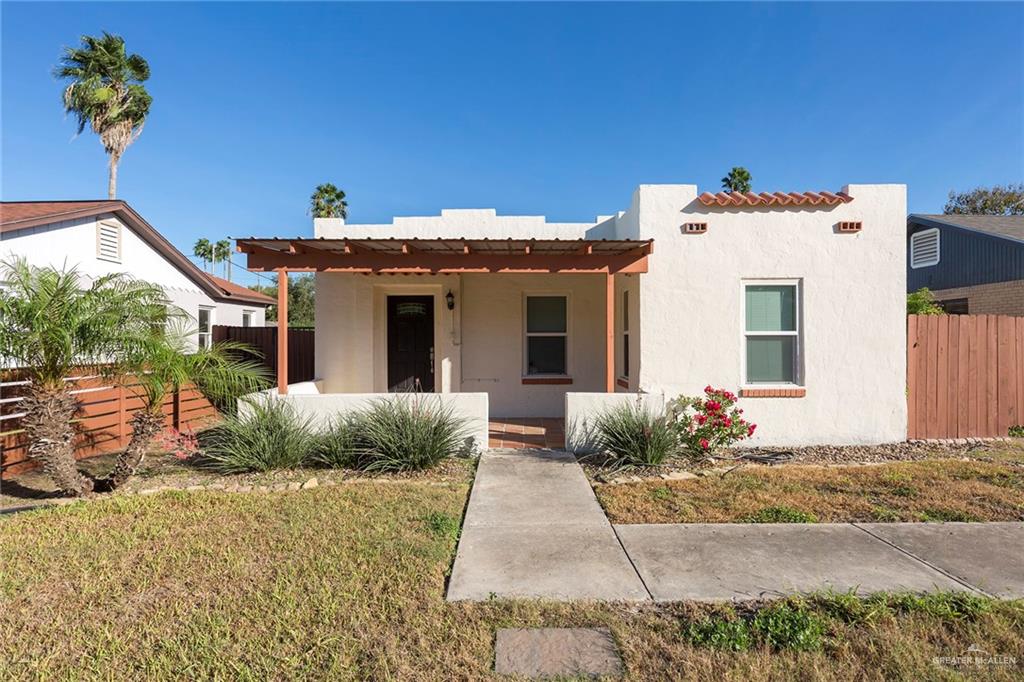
[697,190,853,208]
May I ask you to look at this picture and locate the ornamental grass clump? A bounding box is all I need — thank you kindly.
[668,386,757,458]
[199,399,319,473]
[310,414,365,469]
[592,400,677,468]
[354,398,470,473]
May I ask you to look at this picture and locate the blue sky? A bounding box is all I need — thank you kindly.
[3,2,1022,287]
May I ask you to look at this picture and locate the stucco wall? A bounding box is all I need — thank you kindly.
[2,215,266,340]
[242,389,489,450]
[459,273,607,417]
[626,184,907,445]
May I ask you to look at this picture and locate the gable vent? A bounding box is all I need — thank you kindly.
[96,221,122,262]
[910,228,940,269]
[837,221,862,233]
[681,222,708,234]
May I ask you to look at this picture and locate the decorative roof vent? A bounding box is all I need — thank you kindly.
[837,221,862,233]
[681,222,708,235]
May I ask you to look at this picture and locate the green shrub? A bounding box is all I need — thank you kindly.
[666,386,756,457]
[684,617,751,651]
[741,505,818,524]
[310,415,364,468]
[1009,425,1024,438]
[423,511,461,541]
[751,602,827,651]
[592,400,677,468]
[199,399,318,473]
[881,592,992,621]
[355,398,470,472]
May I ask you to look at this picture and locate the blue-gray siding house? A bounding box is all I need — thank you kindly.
[907,214,1024,315]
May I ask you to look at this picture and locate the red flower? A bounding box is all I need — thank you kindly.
[704,385,713,394]
[700,438,710,450]
[706,400,722,413]
[747,424,757,437]
[723,417,732,427]
[696,414,707,425]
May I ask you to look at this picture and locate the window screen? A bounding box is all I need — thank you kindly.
[744,284,799,384]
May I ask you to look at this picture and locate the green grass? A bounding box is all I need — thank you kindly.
[741,505,819,524]
[2,485,1024,680]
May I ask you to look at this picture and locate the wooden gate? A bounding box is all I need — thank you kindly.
[907,314,1024,439]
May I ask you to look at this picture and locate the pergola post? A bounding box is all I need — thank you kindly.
[605,272,614,392]
[277,268,289,395]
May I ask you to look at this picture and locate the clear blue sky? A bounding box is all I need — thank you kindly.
[3,2,1022,287]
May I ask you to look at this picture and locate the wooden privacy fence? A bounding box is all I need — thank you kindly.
[908,314,1024,439]
[212,325,315,385]
[1,374,218,478]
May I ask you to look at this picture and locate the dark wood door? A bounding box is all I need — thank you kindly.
[387,296,435,392]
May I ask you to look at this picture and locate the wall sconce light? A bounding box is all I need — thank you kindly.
[445,290,455,310]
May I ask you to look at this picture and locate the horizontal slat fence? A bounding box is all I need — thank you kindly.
[212,325,315,385]
[908,314,1024,439]
[1,374,218,478]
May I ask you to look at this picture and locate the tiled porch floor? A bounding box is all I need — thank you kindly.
[489,418,565,450]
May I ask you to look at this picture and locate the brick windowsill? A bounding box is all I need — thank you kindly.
[522,377,573,385]
[740,387,807,398]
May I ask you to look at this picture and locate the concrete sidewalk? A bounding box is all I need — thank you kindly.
[448,449,1024,602]
[447,449,649,601]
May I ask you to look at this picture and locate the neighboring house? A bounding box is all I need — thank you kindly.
[907,214,1024,316]
[238,183,907,446]
[1,200,273,346]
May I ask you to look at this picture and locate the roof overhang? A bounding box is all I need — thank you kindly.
[236,237,653,274]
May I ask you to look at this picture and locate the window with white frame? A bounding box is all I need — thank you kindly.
[621,290,629,378]
[197,306,214,349]
[96,221,122,262]
[525,295,567,375]
[743,282,800,385]
[910,228,940,268]
[242,310,253,327]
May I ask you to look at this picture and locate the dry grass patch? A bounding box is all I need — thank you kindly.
[2,482,1023,680]
[596,460,1024,524]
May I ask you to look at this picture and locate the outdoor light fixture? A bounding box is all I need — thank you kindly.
[445,290,455,310]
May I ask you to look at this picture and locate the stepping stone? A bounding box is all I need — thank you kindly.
[494,628,622,679]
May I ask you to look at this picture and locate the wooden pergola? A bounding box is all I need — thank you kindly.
[236,237,654,395]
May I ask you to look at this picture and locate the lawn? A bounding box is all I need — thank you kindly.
[2,482,1023,680]
[596,459,1024,525]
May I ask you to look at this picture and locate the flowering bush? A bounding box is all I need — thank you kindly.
[153,428,201,461]
[667,386,756,457]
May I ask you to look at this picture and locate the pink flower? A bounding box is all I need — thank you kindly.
[704,385,713,394]
[700,438,710,450]
[747,424,757,437]
[706,400,722,413]
[723,417,732,427]
[696,414,707,425]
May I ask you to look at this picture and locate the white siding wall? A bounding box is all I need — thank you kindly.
[2,215,266,341]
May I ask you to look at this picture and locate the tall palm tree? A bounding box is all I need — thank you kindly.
[310,183,348,219]
[721,167,752,194]
[100,323,269,491]
[214,239,232,280]
[193,238,213,272]
[55,32,152,199]
[0,259,170,495]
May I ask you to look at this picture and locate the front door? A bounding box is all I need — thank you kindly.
[387,295,435,392]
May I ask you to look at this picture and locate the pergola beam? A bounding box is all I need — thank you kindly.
[244,252,649,274]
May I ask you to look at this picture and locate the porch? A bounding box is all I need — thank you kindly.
[237,236,653,421]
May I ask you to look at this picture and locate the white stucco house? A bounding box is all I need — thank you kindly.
[1,200,274,346]
[238,183,907,447]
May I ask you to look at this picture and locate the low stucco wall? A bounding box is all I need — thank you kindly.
[241,389,490,451]
[565,392,666,453]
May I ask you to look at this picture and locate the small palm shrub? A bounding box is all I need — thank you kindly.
[355,398,470,473]
[199,399,318,473]
[592,400,677,468]
[668,386,756,457]
[310,414,364,469]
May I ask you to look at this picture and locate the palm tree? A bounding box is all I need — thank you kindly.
[721,167,752,194]
[55,32,152,199]
[193,238,212,272]
[310,183,348,219]
[100,323,270,491]
[214,239,232,280]
[0,259,170,495]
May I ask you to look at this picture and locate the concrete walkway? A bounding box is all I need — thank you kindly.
[448,449,1024,602]
[447,449,649,601]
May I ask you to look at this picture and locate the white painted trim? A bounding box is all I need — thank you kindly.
[740,279,802,387]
